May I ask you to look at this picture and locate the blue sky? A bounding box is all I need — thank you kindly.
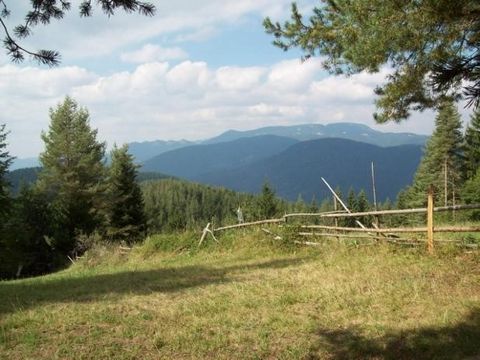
[0,1,472,158]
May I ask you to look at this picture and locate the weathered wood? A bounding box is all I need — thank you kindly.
[302,225,426,233]
[283,210,346,218]
[299,232,382,240]
[301,224,480,233]
[427,187,434,254]
[315,203,480,219]
[214,218,284,232]
[321,177,369,230]
[198,222,211,246]
[293,240,322,246]
[261,228,282,240]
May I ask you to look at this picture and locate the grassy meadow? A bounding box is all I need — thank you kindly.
[0,229,479,359]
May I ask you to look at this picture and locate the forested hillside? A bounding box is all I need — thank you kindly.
[197,139,423,202]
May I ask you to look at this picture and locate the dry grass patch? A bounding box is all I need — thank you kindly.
[0,231,479,359]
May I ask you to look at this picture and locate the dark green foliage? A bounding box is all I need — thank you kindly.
[0,186,59,279]
[142,179,288,233]
[462,168,480,220]
[6,167,41,195]
[344,188,357,227]
[0,124,14,217]
[402,99,465,207]
[264,1,480,122]
[257,181,278,220]
[106,145,146,242]
[143,179,251,233]
[37,97,106,254]
[464,108,480,179]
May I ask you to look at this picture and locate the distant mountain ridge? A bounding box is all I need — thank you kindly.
[12,122,428,168]
[204,123,428,147]
[142,135,298,178]
[196,138,423,202]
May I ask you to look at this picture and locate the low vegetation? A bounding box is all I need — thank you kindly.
[1,229,479,359]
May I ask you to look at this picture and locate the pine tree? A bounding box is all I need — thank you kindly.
[107,144,146,242]
[462,168,480,220]
[464,108,480,179]
[257,180,278,219]
[403,99,464,207]
[37,97,106,254]
[345,188,357,227]
[0,124,14,217]
[356,189,371,225]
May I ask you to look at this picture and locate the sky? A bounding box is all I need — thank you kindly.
[0,0,474,158]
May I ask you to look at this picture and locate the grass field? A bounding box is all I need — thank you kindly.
[1,230,479,359]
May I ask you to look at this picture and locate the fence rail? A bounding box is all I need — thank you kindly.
[202,194,480,253]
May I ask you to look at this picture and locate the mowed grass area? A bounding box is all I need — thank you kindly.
[0,230,479,359]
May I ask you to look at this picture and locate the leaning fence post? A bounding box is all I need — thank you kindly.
[427,187,434,254]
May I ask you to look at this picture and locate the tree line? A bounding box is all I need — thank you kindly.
[0,97,145,279]
[398,98,480,214]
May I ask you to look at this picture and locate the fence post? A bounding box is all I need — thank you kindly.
[333,196,340,241]
[427,187,434,254]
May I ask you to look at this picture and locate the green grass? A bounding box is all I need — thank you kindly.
[0,229,479,359]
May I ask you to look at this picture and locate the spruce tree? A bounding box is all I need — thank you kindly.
[0,124,14,217]
[464,108,480,179]
[462,168,480,220]
[403,99,464,207]
[107,144,146,242]
[257,181,277,219]
[37,97,106,254]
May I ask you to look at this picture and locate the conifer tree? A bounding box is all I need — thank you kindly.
[345,188,357,227]
[403,99,464,207]
[37,97,106,254]
[106,144,146,242]
[257,180,278,219]
[462,168,480,220]
[0,124,14,217]
[464,108,480,179]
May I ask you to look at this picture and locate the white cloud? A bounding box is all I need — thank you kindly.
[3,0,305,61]
[121,44,188,63]
[215,66,266,91]
[267,58,323,92]
[3,58,456,159]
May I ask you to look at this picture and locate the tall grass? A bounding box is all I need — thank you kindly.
[0,228,479,359]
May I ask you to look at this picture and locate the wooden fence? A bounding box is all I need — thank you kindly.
[205,190,480,253]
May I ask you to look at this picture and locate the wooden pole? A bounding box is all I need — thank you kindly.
[199,223,211,246]
[333,196,340,241]
[371,162,378,211]
[321,177,368,230]
[427,187,434,254]
[371,161,381,239]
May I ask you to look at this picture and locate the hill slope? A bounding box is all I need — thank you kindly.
[142,135,299,178]
[197,138,423,202]
[1,235,478,359]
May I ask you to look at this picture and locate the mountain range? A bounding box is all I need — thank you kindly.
[9,122,427,202]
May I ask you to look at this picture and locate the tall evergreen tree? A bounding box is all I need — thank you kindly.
[106,144,146,242]
[257,180,278,219]
[462,168,480,220]
[403,99,464,207]
[0,124,14,217]
[37,97,106,254]
[464,108,480,179]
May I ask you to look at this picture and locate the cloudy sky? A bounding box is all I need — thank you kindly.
[1,0,473,158]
